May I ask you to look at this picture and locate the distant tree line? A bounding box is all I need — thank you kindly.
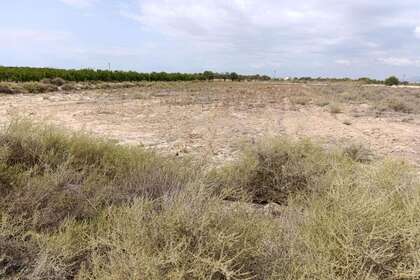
[1,66,408,86]
[0,66,271,83]
[202,71,271,81]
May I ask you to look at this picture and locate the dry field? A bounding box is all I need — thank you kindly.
[1,81,419,165]
[2,81,420,279]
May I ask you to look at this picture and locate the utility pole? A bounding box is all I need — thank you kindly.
[108,62,111,71]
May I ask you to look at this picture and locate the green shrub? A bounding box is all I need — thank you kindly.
[384,76,400,86]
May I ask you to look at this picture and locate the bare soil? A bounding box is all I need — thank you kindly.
[1,82,419,165]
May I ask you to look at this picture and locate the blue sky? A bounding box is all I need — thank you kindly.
[1,0,420,79]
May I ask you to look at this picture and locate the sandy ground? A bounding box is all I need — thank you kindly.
[0,82,419,165]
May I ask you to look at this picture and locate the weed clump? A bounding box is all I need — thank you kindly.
[207,138,341,204]
[22,82,58,93]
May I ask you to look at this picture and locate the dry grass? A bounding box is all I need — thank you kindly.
[1,121,420,279]
[0,83,25,94]
[290,95,311,106]
[329,103,343,114]
[0,120,192,230]
[379,98,413,113]
[2,80,420,116]
[0,81,148,94]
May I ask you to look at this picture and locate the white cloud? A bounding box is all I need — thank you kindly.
[122,0,353,64]
[0,29,70,45]
[73,46,157,57]
[378,57,420,66]
[335,59,352,65]
[415,26,420,38]
[117,0,420,76]
[60,0,97,8]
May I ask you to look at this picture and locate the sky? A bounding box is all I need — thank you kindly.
[1,0,420,79]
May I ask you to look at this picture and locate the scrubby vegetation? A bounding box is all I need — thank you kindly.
[1,121,419,279]
[0,80,153,94]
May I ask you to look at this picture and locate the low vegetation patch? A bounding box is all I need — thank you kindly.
[290,95,311,106]
[329,103,343,114]
[1,121,419,280]
[380,98,413,113]
[0,83,24,94]
[206,138,340,204]
[0,120,192,231]
[0,81,149,94]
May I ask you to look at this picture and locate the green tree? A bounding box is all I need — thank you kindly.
[230,72,239,81]
[384,76,400,86]
[203,71,215,81]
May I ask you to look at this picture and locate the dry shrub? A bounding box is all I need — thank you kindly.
[295,160,420,279]
[329,103,342,114]
[207,138,344,205]
[60,83,77,91]
[50,77,66,86]
[0,84,16,94]
[22,82,58,93]
[41,77,66,87]
[291,96,311,106]
[315,99,330,107]
[75,186,287,280]
[0,214,39,279]
[0,120,192,231]
[0,83,24,94]
[381,98,413,113]
[342,143,374,163]
[340,91,360,102]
